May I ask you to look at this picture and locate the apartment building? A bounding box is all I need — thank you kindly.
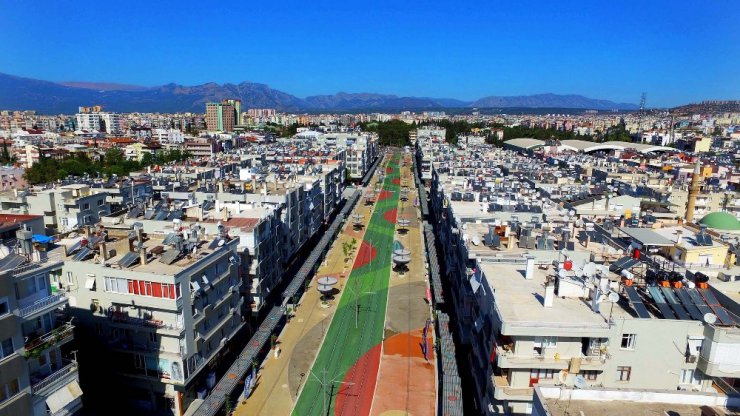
[0,185,109,232]
[205,103,235,133]
[315,132,378,180]
[60,224,245,415]
[0,228,82,416]
[75,109,122,134]
[422,142,740,415]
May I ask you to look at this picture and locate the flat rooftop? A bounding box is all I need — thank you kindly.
[479,260,633,331]
[537,386,736,416]
[55,230,233,275]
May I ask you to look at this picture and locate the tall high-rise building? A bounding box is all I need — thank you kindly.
[205,102,235,132]
[222,99,241,125]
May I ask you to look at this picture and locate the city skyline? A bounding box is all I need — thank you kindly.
[1,0,738,107]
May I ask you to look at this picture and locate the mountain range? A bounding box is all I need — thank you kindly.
[0,72,639,114]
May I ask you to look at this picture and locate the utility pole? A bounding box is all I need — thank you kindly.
[309,367,354,416]
[638,92,647,143]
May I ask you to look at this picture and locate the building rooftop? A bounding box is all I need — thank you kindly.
[536,386,736,416]
[55,227,235,275]
[479,260,633,333]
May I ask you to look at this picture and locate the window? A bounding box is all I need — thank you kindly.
[533,336,557,355]
[530,369,555,379]
[621,334,636,350]
[617,366,631,381]
[0,297,8,316]
[0,379,20,403]
[1,338,14,359]
[134,354,145,369]
[680,369,702,386]
[582,370,598,381]
[98,199,104,206]
[66,271,74,284]
[149,332,157,343]
[82,203,90,210]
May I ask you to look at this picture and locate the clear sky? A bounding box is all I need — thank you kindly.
[1,0,738,107]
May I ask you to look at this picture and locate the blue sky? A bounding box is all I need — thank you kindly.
[1,0,738,107]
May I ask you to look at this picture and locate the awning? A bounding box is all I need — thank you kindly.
[46,380,83,414]
[84,277,96,290]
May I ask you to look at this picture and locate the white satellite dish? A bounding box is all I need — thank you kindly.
[558,269,567,279]
[472,236,481,246]
[608,292,620,302]
[704,313,717,325]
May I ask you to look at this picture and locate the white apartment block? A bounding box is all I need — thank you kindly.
[60,224,245,415]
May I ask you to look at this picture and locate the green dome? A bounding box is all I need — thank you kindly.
[699,212,740,231]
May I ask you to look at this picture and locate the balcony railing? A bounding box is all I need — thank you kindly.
[19,293,68,318]
[109,311,184,332]
[31,361,78,394]
[24,322,74,358]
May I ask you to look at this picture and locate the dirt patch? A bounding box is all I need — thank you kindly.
[288,315,333,400]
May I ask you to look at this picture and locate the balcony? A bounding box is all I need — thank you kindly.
[31,360,78,395]
[109,311,184,335]
[698,325,740,377]
[491,374,534,401]
[24,322,75,359]
[496,347,607,370]
[19,293,68,320]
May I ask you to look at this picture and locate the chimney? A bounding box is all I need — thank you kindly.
[139,247,147,265]
[675,229,683,246]
[222,207,229,221]
[525,255,535,280]
[100,240,108,261]
[198,207,204,222]
[544,282,555,307]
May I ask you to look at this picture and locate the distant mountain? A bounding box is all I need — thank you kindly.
[59,81,150,92]
[471,93,639,110]
[0,72,638,114]
[303,92,470,110]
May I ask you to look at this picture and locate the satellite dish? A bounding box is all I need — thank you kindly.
[558,269,567,279]
[704,313,717,324]
[472,236,481,246]
[217,239,225,247]
[574,375,587,389]
[608,292,620,302]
